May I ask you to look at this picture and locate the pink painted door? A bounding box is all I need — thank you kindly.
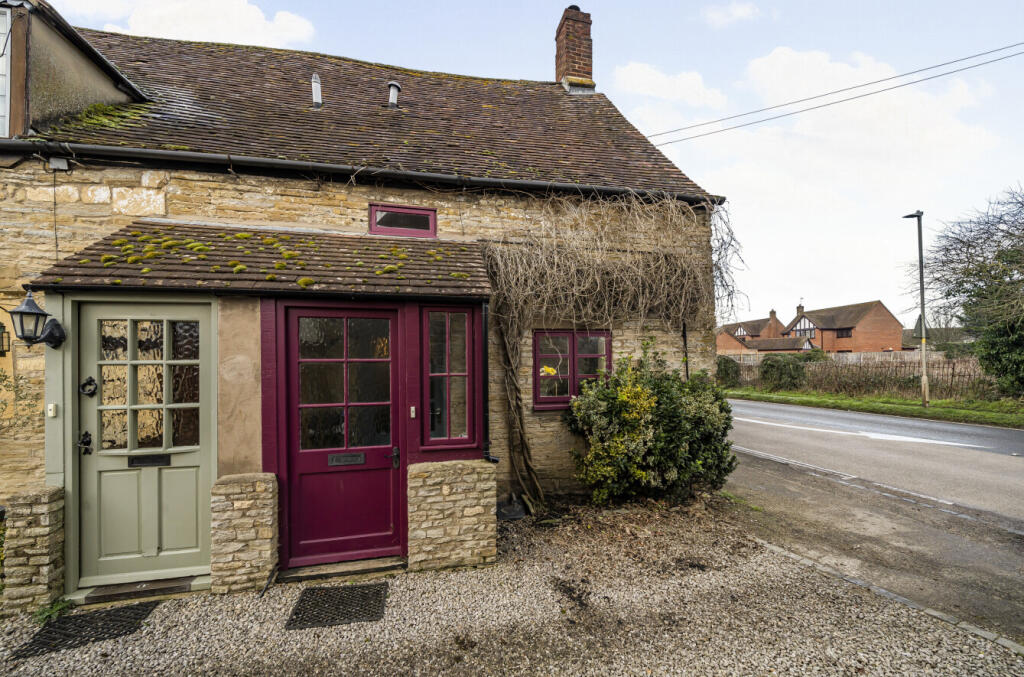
[285,308,402,567]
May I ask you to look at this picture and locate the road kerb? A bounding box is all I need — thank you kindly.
[751,537,1024,658]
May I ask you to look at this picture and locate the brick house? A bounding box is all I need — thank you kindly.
[782,301,903,353]
[0,3,719,611]
[716,309,788,354]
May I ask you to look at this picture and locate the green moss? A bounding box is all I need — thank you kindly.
[233,232,253,240]
[265,274,278,281]
[296,277,315,289]
[140,267,152,274]
[100,254,117,263]
[210,265,221,272]
[60,102,150,130]
[111,279,122,285]
[449,272,470,279]
[112,238,129,246]
[126,256,143,264]
[232,264,247,274]
[282,251,299,260]
[228,260,241,266]
[78,258,91,264]
[273,262,287,270]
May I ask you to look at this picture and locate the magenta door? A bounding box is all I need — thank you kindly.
[285,307,402,567]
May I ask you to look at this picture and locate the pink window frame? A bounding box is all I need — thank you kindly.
[532,329,612,410]
[420,305,482,450]
[368,203,437,238]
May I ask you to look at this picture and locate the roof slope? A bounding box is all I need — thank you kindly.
[34,28,709,198]
[719,317,771,336]
[29,221,491,298]
[785,301,887,331]
[747,337,812,351]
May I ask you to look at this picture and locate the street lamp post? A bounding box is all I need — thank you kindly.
[903,210,929,407]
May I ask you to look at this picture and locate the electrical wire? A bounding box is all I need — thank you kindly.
[646,39,1024,139]
[654,48,1024,146]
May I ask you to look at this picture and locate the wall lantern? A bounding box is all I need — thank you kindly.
[5,291,65,349]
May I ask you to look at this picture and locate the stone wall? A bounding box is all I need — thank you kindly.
[0,158,717,497]
[407,460,497,571]
[209,473,278,594]
[1,485,64,616]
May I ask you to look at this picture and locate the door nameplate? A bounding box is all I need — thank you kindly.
[128,454,172,468]
[328,452,365,467]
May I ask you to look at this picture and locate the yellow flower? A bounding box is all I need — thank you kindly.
[540,365,557,376]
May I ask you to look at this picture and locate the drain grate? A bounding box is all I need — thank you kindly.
[13,600,161,659]
[285,582,388,630]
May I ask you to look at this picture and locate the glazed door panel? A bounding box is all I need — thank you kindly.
[285,308,402,567]
[78,303,212,587]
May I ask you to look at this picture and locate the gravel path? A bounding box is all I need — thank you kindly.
[2,499,1021,676]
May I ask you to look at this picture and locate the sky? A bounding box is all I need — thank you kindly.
[52,0,1024,326]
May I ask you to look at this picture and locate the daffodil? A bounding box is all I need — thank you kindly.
[540,365,557,376]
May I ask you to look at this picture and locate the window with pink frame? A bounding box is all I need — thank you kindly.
[533,330,612,409]
[369,203,437,238]
[423,309,476,446]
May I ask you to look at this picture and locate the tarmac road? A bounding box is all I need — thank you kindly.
[728,399,1024,520]
[724,398,1024,642]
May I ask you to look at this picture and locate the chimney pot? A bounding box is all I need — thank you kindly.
[555,5,594,92]
[769,309,776,319]
[797,304,805,315]
[311,73,322,108]
[387,80,402,108]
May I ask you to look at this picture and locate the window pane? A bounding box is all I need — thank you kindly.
[136,364,164,405]
[450,376,468,438]
[348,318,390,358]
[348,362,390,403]
[376,209,431,231]
[300,362,345,404]
[429,313,447,373]
[172,365,200,403]
[299,317,345,359]
[539,378,569,397]
[538,335,569,355]
[449,314,467,373]
[348,405,391,447]
[172,408,200,447]
[101,409,127,450]
[101,365,127,405]
[577,356,603,375]
[136,320,164,360]
[300,407,345,449]
[135,409,164,448]
[429,376,448,439]
[538,356,569,376]
[100,320,128,361]
[577,335,606,355]
[171,321,200,360]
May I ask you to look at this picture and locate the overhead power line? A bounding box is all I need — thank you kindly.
[646,40,1024,139]
[654,48,1024,146]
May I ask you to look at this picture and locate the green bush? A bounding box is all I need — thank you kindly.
[796,347,829,362]
[715,355,741,388]
[759,354,806,391]
[565,345,736,504]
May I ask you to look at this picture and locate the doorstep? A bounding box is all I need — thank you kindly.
[277,557,406,584]
[68,575,211,606]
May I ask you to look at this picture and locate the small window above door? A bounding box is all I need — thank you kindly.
[369,203,437,238]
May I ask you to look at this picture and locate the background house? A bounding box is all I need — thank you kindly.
[0,3,718,612]
[782,301,903,353]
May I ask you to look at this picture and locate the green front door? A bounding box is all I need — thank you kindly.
[78,303,213,587]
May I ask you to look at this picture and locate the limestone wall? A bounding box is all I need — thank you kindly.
[209,473,278,594]
[1,485,64,616]
[0,158,717,497]
[407,460,497,571]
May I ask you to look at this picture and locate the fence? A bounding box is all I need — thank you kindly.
[729,350,939,366]
[733,355,997,400]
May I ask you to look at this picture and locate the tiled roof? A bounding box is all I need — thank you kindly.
[784,301,887,332]
[28,221,491,298]
[746,337,812,351]
[719,317,771,336]
[34,28,710,198]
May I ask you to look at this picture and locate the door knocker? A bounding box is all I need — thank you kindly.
[79,376,98,397]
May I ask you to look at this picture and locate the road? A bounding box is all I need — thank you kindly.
[724,399,1024,642]
[728,399,1024,520]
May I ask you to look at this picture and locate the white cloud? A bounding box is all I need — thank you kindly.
[613,62,727,109]
[625,48,1006,324]
[702,2,761,29]
[51,0,314,49]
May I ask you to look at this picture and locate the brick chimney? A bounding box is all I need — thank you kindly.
[555,5,595,93]
[769,309,777,320]
[796,304,805,316]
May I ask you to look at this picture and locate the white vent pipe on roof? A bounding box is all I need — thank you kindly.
[312,73,322,108]
[387,80,401,108]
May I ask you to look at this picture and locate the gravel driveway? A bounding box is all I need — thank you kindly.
[2,499,1022,676]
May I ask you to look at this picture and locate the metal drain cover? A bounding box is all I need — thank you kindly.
[13,600,161,659]
[285,582,388,630]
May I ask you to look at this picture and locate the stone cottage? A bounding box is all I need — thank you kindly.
[0,1,719,612]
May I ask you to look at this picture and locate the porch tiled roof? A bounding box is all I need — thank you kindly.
[746,337,811,351]
[28,221,491,298]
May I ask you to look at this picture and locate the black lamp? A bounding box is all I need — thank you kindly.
[6,291,65,349]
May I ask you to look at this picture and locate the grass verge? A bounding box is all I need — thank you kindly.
[724,388,1024,429]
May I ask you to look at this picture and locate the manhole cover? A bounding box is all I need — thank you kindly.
[13,600,160,659]
[285,582,388,630]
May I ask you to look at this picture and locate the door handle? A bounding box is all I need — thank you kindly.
[78,431,93,455]
[385,446,400,469]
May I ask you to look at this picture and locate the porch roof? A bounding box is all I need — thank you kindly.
[28,221,492,299]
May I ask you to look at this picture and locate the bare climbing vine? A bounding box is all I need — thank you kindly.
[482,193,740,507]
